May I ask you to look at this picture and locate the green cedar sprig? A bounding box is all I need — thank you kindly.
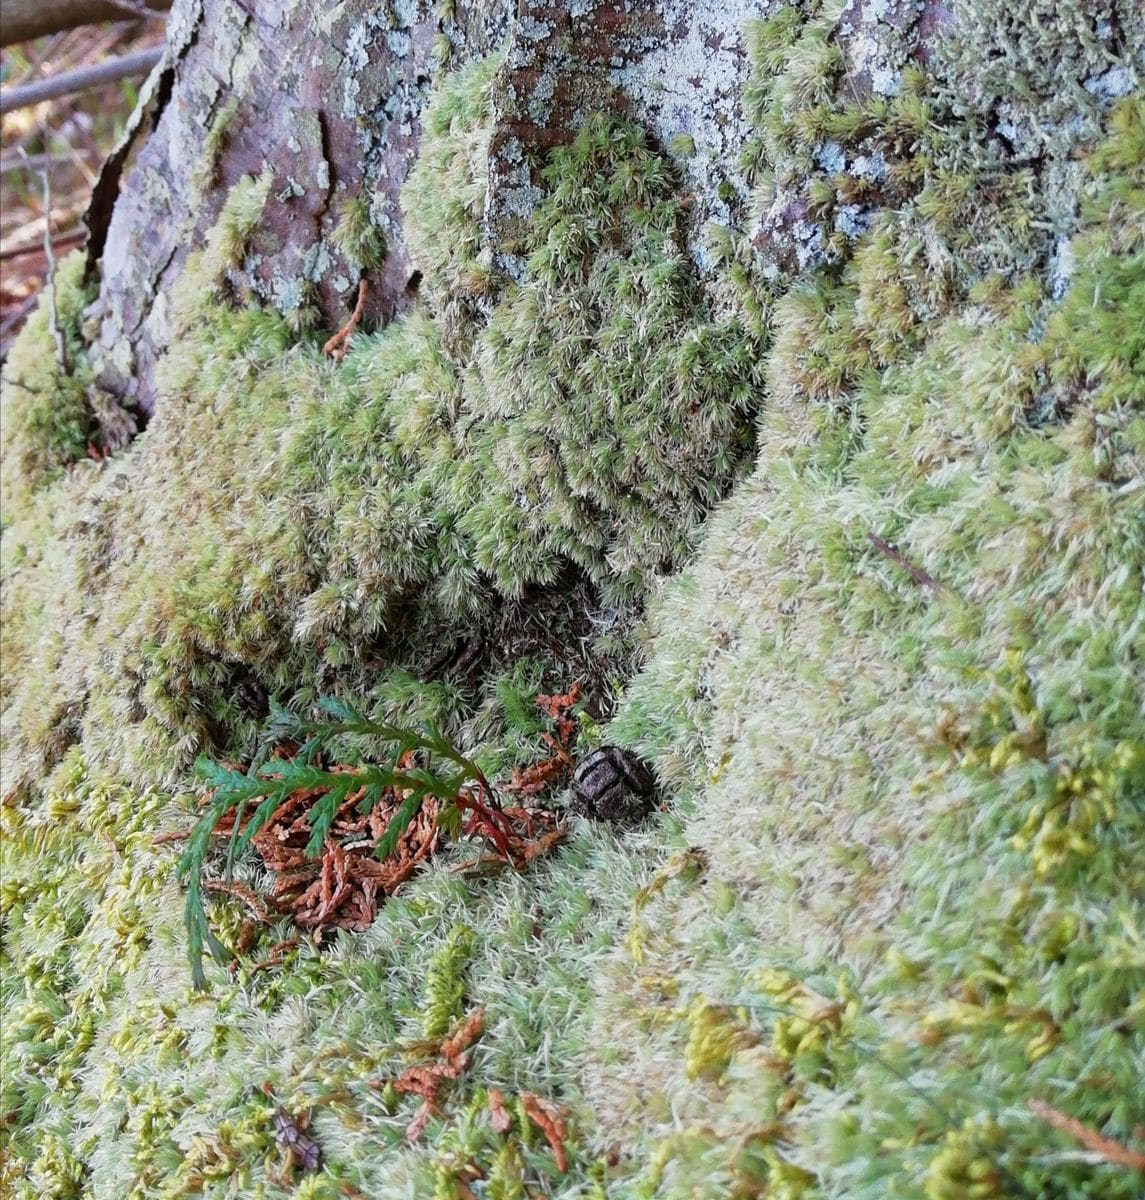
[178,697,493,989]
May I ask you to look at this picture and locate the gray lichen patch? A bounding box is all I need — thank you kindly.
[606,0,761,274]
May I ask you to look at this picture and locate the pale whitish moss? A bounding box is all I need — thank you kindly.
[402,48,504,336]
[330,194,386,272]
[587,98,1144,1198]
[0,747,669,1198]
[2,24,1143,1200]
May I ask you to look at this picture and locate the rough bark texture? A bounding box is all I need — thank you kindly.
[78,0,974,409]
[84,0,782,411]
[86,0,514,411]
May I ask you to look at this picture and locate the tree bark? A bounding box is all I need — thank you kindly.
[0,0,168,47]
[79,0,961,415]
[81,0,811,413]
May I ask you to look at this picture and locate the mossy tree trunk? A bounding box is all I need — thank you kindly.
[83,0,948,415]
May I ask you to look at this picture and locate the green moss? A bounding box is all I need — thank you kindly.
[0,254,101,516]
[423,923,476,1038]
[2,18,1142,1200]
[402,50,504,338]
[194,98,240,192]
[591,97,1145,1199]
[331,194,386,272]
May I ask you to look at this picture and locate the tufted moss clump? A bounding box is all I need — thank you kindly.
[588,97,1145,1199]
[0,253,132,519]
[402,50,505,335]
[331,194,387,273]
[2,14,1143,1200]
[5,93,764,799]
[458,114,765,599]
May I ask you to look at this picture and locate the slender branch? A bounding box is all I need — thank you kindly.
[0,0,168,48]
[0,227,87,264]
[1029,1101,1145,1172]
[24,142,72,374]
[323,279,369,361]
[0,47,162,115]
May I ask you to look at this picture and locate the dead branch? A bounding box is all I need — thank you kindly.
[1029,1100,1145,1172]
[0,47,162,114]
[0,0,168,48]
[868,533,943,594]
[323,279,369,361]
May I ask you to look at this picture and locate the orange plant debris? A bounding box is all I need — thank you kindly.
[1029,1101,1145,1171]
[521,1092,569,1173]
[487,1088,512,1134]
[195,690,582,954]
[503,681,581,797]
[378,1008,487,1142]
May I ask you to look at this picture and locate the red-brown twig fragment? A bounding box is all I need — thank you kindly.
[487,1087,512,1134]
[203,878,269,923]
[152,828,192,845]
[1029,1100,1145,1171]
[868,533,943,594]
[380,1008,486,1142]
[521,1092,569,1173]
[456,790,519,862]
[323,278,368,361]
[249,938,300,976]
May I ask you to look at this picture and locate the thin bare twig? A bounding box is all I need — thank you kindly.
[1029,1101,1145,1172]
[0,226,87,262]
[105,0,167,19]
[24,141,72,374]
[0,48,162,116]
[868,533,942,594]
[151,828,192,845]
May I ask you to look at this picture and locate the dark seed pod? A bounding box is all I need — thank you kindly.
[572,746,656,822]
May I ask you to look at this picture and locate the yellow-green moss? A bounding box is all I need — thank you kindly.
[589,97,1144,1199]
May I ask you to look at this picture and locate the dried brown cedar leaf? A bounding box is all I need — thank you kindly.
[487,1087,512,1134]
[520,826,568,863]
[441,1008,485,1067]
[406,1099,433,1143]
[521,1092,569,1173]
[392,1063,457,1101]
[535,682,581,720]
